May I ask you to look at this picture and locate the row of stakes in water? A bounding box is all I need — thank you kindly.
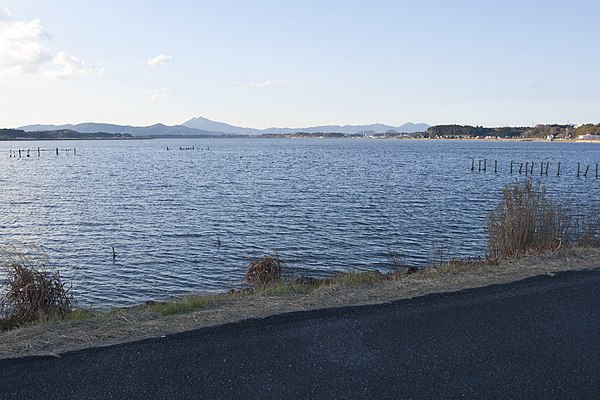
[10,146,205,156]
[471,159,599,178]
[9,148,76,158]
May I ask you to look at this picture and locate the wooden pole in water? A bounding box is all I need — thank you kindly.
[545,162,549,175]
[540,162,543,176]
[74,148,76,156]
[596,163,599,179]
[37,147,40,157]
[557,162,561,176]
[26,149,30,157]
[510,161,513,174]
[530,161,534,175]
[494,160,497,173]
[471,159,475,172]
[577,162,580,177]
[18,149,21,158]
[525,162,529,175]
[584,164,590,177]
[56,147,59,156]
[478,160,481,172]
[484,159,487,172]
[519,163,523,174]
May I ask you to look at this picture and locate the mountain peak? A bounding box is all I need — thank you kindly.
[182,116,429,135]
[182,116,261,135]
[18,117,429,137]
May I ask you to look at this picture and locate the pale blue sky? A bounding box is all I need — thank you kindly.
[1,0,598,128]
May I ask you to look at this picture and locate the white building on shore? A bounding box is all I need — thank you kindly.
[578,134,600,140]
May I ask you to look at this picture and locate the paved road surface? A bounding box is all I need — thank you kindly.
[1,269,600,399]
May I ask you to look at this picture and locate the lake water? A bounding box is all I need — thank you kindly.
[0,138,598,308]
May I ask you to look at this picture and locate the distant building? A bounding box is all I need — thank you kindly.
[578,134,600,140]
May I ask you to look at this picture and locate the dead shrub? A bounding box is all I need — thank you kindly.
[0,244,72,327]
[244,256,283,288]
[487,179,598,258]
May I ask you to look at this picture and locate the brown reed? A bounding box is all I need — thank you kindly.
[244,256,283,288]
[0,245,72,328]
[487,179,595,258]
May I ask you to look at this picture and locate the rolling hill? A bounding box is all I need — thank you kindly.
[19,117,429,137]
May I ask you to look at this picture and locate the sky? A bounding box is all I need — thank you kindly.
[1,0,599,129]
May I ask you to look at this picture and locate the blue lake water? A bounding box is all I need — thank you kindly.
[0,138,598,308]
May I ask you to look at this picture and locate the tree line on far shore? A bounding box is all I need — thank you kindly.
[0,129,132,140]
[425,123,600,139]
[3,123,600,141]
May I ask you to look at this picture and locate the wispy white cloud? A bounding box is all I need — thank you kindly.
[44,52,104,79]
[2,7,13,18]
[147,54,173,66]
[0,8,51,78]
[241,79,289,88]
[0,8,102,80]
[145,87,170,101]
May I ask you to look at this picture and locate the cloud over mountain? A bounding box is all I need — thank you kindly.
[147,55,173,66]
[0,8,51,78]
[146,88,170,101]
[44,52,104,79]
[242,79,288,88]
[0,8,102,80]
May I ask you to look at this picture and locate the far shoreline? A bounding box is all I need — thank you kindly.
[1,136,598,143]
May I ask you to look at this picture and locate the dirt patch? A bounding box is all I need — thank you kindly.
[1,247,598,359]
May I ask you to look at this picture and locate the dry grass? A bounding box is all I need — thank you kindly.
[244,256,283,288]
[487,179,598,258]
[325,270,386,286]
[144,295,216,316]
[254,280,315,296]
[1,247,598,360]
[0,244,72,327]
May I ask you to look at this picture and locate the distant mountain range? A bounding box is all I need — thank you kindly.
[18,123,225,137]
[19,117,429,137]
[180,117,262,136]
[182,117,429,136]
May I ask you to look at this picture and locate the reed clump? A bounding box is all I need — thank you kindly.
[0,245,72,328]
[244,256,283,288]
[487,179,598,258]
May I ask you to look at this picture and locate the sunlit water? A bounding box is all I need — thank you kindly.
[0,138,598,308]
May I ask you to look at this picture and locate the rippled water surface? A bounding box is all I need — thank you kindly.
[0,139,598,307]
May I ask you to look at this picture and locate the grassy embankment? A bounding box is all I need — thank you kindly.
[0,179,598,358]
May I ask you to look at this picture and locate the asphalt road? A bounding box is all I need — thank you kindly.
[2,269,600,399]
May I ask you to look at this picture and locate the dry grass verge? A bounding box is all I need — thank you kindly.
[0,245,72,327]
[1,246,598,360]
[488,179,599,258]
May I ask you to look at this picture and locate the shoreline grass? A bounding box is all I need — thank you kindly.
[2,245,599,359]
[487,179,599,258]
[1,179,598,358]
[1,246,598,359]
